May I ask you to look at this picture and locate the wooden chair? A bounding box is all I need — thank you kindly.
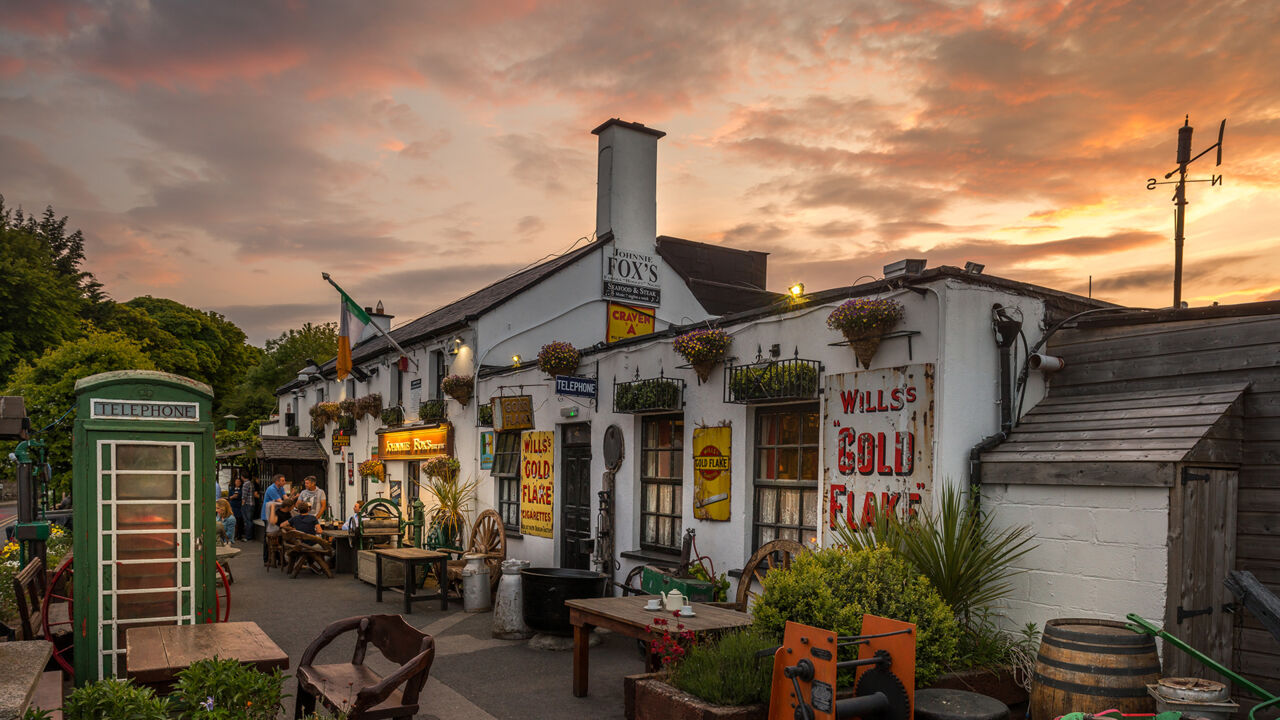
[264,532,286,570]
[12,557,47,640]
[295,614,435,720]
[445,509,506,597]
[281,526,335,579]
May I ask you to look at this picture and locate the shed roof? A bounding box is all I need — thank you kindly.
[981,383,1246,486]
[259,435,328,462]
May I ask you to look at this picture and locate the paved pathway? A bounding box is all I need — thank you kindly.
[228,539,639,719]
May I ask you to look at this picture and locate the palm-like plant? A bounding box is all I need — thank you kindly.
[421,458,475,547]
[832,484,1035,626]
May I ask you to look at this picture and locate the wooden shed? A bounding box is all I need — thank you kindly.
[983,300,1280,696]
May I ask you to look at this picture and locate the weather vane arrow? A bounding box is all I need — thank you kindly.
[1145,115,1226,308]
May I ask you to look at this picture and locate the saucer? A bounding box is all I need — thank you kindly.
[644,603,662,611]
[678,609,697,617]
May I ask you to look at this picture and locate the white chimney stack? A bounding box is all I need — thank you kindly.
[592,119,665,252]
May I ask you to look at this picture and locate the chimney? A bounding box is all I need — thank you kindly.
[360,302,394,343]
[592,119,665,252]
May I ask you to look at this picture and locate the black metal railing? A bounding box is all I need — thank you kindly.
[725,357,822,404]
[613,376,685,414]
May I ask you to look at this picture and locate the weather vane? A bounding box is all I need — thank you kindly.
[1146,115,1225,308]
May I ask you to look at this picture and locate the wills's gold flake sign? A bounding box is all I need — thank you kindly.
[692,426,731,521]
[520,430,554,538]
[379,425,450,461]
[493,395,534,432]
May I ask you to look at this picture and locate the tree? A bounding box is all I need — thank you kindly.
[223,322,337,421]
[4,331,156,496]
[0,223,87,386]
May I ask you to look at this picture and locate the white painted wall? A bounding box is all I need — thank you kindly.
[981,483,1169,630]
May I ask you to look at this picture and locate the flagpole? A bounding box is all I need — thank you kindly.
[322,273,420,371]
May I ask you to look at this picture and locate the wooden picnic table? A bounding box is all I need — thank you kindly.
[565,595,752,697]
[374,548,448,614]
[125,621,289,688]
[0,641,52,720]
[215,545,241,583]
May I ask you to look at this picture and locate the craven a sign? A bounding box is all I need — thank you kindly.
[823,364,934,536]
[606,302,655,343]
[603,246,661,306]
[520,430,554,538]
[692,426,731,521]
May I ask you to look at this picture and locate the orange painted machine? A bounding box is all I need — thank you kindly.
[768,615,915,720]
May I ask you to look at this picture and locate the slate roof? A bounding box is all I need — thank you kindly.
[655,236,780,315]
[259,435,328,462]
[981,383,1246,485]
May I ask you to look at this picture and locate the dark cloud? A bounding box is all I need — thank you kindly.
[515,215,545,237]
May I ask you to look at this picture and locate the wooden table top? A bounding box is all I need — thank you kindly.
[375,547,447,561]
[565,595,752,634]
[215,546,241,559]
[126,622,289,685]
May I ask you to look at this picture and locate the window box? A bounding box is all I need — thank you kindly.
[725,358,822,404]
[614,377,684,414]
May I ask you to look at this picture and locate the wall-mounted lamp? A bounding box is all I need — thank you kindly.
[788,282,805,297]
[511,354,521,367]
[449,337,463,356]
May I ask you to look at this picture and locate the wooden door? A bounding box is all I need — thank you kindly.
[560,423,593,570]
[1165,466,1238,680]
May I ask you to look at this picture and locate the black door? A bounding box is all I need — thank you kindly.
[560,423,593,570]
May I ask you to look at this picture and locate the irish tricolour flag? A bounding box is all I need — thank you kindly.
[325,274,371,380]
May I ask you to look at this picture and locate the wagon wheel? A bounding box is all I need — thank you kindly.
[735,539,807,613]
[622,565,647,596]
[41,553,75,679]
[212,561,232,623]
[469,509,506,592]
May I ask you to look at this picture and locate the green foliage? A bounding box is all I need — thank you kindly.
[954,607,1040,681]
[686,562,730,602]
[0,215,87,386]
[728,362,818,401]
[63,678,171,720]
[831,484,1036,626]
[614,378,682,412]
[170,657,287,720]
[751,546,959,686]
[224,322,338,422]
[22,708,55,720]
[671,630,776,706]
[477,403,493,426]
[4,331,155,495]
[418,399,446,423]
[214,424,263,467]
[1,525,71,625]
[382,406,405,426]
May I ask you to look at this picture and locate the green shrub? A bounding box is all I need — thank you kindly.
[171,657,287,720]
[417,400,446,423]
[64,678,170,720]
[671,629,775,706]
[751,545,959,686]
[477,403,493,426]
[729,362,818,400]
[614,378,682,412]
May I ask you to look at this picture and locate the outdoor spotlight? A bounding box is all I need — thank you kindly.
[964,261,985,274]
[449,337,462,356]
[788,282,805,296]
[512,354,521,366]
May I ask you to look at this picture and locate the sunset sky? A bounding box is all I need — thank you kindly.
[2,0,1277,343]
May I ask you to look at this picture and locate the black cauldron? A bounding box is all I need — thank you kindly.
[520,567,608,635]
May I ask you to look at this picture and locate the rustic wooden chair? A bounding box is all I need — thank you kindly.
[445,509,506,597]
[264,532,286,570]
[12,556,47,640]
[281,526,335,579]
[295,614,435,720]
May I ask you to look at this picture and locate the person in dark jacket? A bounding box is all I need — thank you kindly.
[239,475,257,541]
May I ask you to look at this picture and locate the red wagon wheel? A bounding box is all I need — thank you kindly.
[41,553,76,679]
[212,561,231,623]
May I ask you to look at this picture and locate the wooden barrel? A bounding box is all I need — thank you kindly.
[1030,618,1160,720]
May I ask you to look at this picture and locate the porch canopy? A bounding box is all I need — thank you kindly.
[981,383,1246,486]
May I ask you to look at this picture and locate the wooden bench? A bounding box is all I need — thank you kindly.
[12,557,46,641]
[281,526,335,578]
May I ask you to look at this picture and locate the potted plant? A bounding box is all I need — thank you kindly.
[338,398,357,417]
[537,341,581,378]
[477,403,493,427]
[615,378,683,413]
[421,457,474,548]
[441,374,474,405]
[826,297,904,368]
[358,459,385,482]
[380,406,404,427]
[674,328,731,383]
[728,362,818,401]
[419,399,447,424]
[627,628,775,720]
[356,393,383,419]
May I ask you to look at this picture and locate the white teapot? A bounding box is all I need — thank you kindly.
[661,588,685,612]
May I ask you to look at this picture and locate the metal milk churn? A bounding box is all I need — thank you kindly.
[461,554,492,613]
[492,558,532,639]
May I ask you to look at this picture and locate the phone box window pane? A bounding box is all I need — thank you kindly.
[117,444,176,471]
[117,473,177,501]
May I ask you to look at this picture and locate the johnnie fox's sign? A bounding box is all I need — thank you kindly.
[822,364,934,534]
[378,425,451,461]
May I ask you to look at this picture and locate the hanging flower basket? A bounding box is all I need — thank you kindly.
[358,459,385,482]
[441,374,474,405]
[356,393,383,419]
[826,298,904,368]
[673,328,731,383]
[537,341,581,378]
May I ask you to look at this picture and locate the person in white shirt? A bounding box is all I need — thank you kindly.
[341,500,364,531]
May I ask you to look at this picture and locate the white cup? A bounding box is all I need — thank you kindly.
[679,604,694,616]
[644,599,662,610]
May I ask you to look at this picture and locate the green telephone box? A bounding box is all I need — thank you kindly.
[72,370,217,681]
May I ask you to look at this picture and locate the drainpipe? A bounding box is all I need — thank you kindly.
[968,305,1022,505]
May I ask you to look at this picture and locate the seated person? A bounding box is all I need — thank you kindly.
[341,500,364,530]
[215,498,237,546]
[282,501,320,536]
